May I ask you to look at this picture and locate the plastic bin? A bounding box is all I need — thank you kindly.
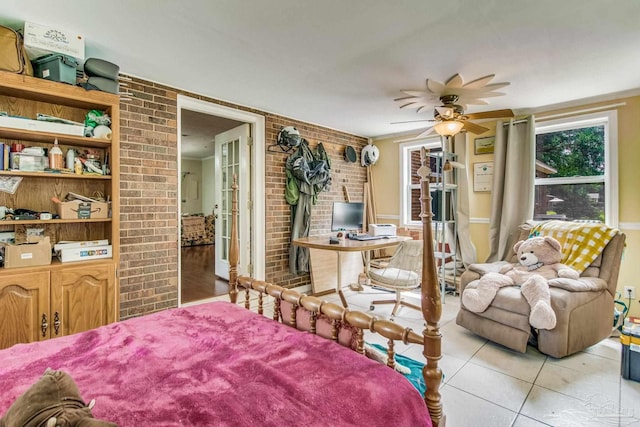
[31,54,78,84]
[621,318,640,382]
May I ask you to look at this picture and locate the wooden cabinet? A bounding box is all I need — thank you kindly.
[0,264,116,349]
[51,263,117,336]
[0,271,49,348]
[0,72,120,349]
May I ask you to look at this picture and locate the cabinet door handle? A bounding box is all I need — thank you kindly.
[53,312,61,335]
[41,313,48,337]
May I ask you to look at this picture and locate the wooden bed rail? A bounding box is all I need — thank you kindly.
[228,147,445,427]
[237,276,423,367]
[238,276,424,352]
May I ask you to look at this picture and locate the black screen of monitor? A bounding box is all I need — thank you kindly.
[331,202,364,231]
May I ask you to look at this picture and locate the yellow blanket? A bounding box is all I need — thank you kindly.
[530,220,620,274]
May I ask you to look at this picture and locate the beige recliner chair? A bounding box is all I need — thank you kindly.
[456,222,626,358]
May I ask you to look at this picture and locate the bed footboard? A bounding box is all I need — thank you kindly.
[227,148,445,427]
[236,276,422,369]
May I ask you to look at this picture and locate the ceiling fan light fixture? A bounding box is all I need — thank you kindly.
[434,120,464,136]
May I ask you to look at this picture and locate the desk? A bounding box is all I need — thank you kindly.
[292,236,410,307]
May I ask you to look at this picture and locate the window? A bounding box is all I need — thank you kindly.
[399,137,441,226]
[534,110,618,227]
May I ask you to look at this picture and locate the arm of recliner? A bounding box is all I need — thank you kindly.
[459,269,480,293]
[459,261,512,293]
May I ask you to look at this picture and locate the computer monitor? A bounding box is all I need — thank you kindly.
[331,202,364,232]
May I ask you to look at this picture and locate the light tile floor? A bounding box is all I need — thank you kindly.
[213,286,640,427]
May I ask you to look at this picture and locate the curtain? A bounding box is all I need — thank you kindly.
[452,133,477,267]
[486,116,536,262]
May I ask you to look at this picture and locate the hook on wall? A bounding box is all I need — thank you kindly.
[267,143,295,153]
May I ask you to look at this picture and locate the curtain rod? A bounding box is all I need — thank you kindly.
[503,102,627,126]
[521,102,626,125]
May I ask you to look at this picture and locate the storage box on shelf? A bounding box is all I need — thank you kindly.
[0,115,84,136]
[53,239,112,263]
[31,54,80,85]
[1,236,52,268]
[56,243,112,263]
[55,200,110,219]
[23,21,85,62]
[0,72,119,349]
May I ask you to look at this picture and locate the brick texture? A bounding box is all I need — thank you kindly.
[118,76,367,319]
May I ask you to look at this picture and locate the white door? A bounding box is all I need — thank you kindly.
[214,124,251,279]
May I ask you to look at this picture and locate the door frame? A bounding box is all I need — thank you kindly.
[177,95,266,305]
[214,123,251,280]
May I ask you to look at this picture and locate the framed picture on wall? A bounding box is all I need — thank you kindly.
[473,162,494,192]
[474,136,495,155]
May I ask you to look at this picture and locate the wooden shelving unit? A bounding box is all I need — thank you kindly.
[0,72,120,349]
[428,150,459,299]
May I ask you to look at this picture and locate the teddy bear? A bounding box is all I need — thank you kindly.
[462,236,580,330]
[0,368,117,427]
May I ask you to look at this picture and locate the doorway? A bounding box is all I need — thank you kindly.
[177,96,266,305]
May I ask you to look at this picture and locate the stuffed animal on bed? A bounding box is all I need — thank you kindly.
[462,236,579,330]
[0,368,116,427]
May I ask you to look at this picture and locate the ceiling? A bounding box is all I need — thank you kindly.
[2,0,640,143]
[180,110,243,159]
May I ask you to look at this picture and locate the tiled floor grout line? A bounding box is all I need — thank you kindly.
[445,382,520,419]
[440,339,488,386]
[510,414,555,427]
[512,355,548,424]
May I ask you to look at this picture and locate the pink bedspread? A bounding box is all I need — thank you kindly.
[0,301,431,427]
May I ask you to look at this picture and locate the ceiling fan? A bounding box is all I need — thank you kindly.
[393,73,515,139]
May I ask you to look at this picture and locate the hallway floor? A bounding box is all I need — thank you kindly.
[180,244,228,304]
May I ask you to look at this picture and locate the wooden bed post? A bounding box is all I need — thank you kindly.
[228,175,239,304]
[419,147,445,426]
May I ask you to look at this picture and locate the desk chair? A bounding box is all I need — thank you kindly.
[369,240,422,316]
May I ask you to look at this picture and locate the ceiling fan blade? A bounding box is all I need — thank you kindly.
[393,95,416,102]
[465,109,515,120]
[435,106,455,118]
[398,102,421,109]
[390,119,435,125]
[394,132,429,143]
[426,78,445,94]
[445,74,464,88]
[397,90,431,98]
[415,126,436,138]
[463,74,496,89]
[394,127,437,141]
[461,121,490,135]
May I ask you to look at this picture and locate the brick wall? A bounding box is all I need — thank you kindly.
[118,76,367,319]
